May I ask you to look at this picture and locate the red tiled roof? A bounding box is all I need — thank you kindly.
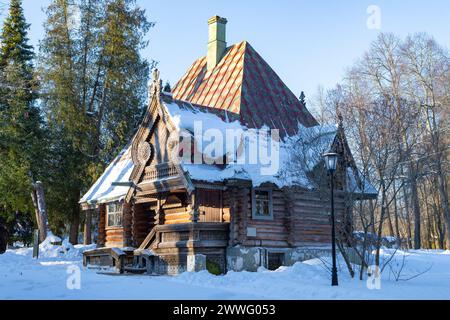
[172,41,318,136]
[161,92,241,123]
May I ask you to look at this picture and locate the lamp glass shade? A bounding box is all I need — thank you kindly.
[323,153,338,172]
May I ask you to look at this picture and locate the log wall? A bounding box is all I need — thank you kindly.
[228,187,347,248]
[132,203,155,247]
[98,204,106,247]
[105,227,124,248]
[164,206,191,225]
[161,190,226,225]
[163,194,191,225]
[123,203,133,247]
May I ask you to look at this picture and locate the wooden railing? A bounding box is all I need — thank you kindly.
[139,226,158,250]
[143,163,179,181]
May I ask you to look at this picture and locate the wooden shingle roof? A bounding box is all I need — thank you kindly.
[172,41,318,136]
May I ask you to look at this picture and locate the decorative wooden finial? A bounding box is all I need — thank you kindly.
[149,68,161,98]
[152,68,160,83]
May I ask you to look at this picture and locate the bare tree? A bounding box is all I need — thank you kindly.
[401,33,450,249]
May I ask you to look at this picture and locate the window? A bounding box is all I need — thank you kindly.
[107,202,123,227]
[252,188,273,220]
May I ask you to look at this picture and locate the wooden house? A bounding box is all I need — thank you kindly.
[80,16,377,274]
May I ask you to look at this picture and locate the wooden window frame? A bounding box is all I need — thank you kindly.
[251,188,273,220]
[106,202,123,228]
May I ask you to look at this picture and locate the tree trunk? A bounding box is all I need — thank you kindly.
[424,198,433,249]
[432,201,445,249]
[375,185,387,267]
[83,210,92,245]
[386,205,395,236]
[31,190,42,236]
[409,169,421,249]
[0,219,7,253]
[337,240,354,278]
[69,203,80,245]
[427,105,450,250]
[402,184,413,249]
[31,182,49,242]
[393,188,402,247]
[435,164,450,249]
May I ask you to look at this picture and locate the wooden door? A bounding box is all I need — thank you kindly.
[198,189,223,223]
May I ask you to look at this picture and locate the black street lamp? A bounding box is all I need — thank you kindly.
[323,152,339,286]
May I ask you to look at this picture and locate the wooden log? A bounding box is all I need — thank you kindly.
[122,202,133,247]
[164,212,191,221]
[187,190,199,223]
[31,181,49,242]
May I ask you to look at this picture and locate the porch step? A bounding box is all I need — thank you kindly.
[124,266,147,274]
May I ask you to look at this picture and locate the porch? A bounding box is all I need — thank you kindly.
[83,222,230,275]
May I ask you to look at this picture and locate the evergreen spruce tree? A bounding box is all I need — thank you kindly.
[39,0,152,244]
[0,0,43,250]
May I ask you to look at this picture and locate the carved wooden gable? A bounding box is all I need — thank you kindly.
[126,70,193,202]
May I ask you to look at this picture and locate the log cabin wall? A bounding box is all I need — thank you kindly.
[105,226,125,248]
[123,202,133,247]
[242,189,288,247]
[223,187,239,246]
[132,203,155,247]
[287,189,346,246]
[227,187,347,248]
[104,203,132,248]
[162,194,191,225]
[97,204,106,247]
[161,189,227,225]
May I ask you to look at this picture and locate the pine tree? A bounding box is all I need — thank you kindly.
[39,0,152,244]
[93,0,152,162]
[0,0,34,67]
[163,81,171,93]
[0,0,43,249]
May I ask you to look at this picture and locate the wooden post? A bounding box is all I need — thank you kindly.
[189,190,199,223]
[83,210,92,245]
[32,229,39,259]
[155,196,165,225]
[131,203,138,247]
[31,191,42,239]
[237,188,248,244]
[97,204,106,247]
[122,202,133,247]
[228,187,238,246]
[31,181,49,242]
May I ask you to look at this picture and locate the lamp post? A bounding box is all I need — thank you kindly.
[323,152,339,286]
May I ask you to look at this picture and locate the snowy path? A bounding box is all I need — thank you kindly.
[0,244,449,300]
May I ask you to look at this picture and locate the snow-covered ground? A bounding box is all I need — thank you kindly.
[1,241,449,300]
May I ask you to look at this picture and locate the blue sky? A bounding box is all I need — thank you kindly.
[2,0,450,101]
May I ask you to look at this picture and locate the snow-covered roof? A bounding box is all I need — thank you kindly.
[79,145,134,205]
[80,94,377,206]
[179,123,339,189]
[162,97,242,134]
[161,95,244,157]
[346,167,378,198]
